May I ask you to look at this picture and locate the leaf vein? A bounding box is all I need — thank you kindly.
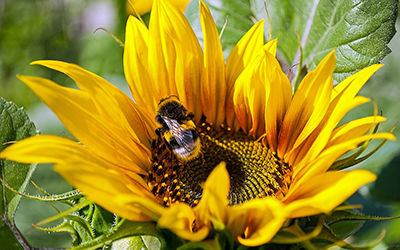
[311,15,389,60]
[306,0,346,62]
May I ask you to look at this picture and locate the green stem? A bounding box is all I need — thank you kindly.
[293,49,304,92]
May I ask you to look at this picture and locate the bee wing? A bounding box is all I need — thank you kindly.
[177,130,195,150]
[162,116,194,151]
[162,116,181,133]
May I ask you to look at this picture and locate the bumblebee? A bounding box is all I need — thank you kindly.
[155,95,201,161]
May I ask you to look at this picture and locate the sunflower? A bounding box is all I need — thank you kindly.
[0,0,394,246]
[127,0,190,15]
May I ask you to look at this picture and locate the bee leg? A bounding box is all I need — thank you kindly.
[155,127,164,136]
[187,112,195,120]
[155,114,164,125]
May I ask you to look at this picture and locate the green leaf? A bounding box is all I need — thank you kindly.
[185,0,254,56]
[216,227,235,250]
[158,228,187,249]
[109,236,147,249]
[70,202,115,245]
[0,224,25,250]
[75,200,115,237]
[327,209,399,224]
[71,219,164,250]
[35,199,164,249]
[142,235,162,250]
[67,214,96,244]
[323,208,399,242]
[0,97,37,248]
[312,226,347,248]
[327,218,365,239]
[89,205,115,235]
[370,153,400,202]
[317,225,384,249]
[251,0,398,82]
[383,204,400,246]
[177,241,211,250]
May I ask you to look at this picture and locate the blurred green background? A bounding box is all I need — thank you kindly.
[0,0,400,248]
[0,0,128,248]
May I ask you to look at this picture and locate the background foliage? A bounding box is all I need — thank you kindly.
[0,0,399,248]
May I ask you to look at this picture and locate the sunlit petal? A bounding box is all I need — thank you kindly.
[228,198,287,246]
[285,170,376,218]
[200,0,226,126]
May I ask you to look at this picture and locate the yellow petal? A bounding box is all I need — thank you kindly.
[1,135,155,221]
[233,52,266,136]
[115,193,166,221]
[148,0,178,99]
[17,75,151,173]
[32,59,156,145]
[263,50,292,151]
[332,64,383,100]
[195,162,229,225]
[127,0,190,16]
[291,132,395,188]
[1,135,90,164]
[278,51,335,159]
[148,0,203,120]
[31,60,156,147]
[56,165,154,222]
[289,96,370,168]
[297,66,383,159]
[291,64,380,168]
[285,170,376,218]
[124,16,157,114]
[200,0,226,126]
[263,39,278,56]
[233,49,291,139]
[225,20,264,129]
[294,65,383,163]
[1,134,150,179]
[158,203,210,241]
[226,20,265,88]
[227,198,287,246]
[328,116,386,147]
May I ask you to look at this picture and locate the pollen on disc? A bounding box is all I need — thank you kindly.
[149,119,292,207]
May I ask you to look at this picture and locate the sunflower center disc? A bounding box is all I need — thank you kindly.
[149,121,293,207]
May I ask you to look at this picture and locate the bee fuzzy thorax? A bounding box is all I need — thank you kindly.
[156,95,188,123]
[155,96,202,162]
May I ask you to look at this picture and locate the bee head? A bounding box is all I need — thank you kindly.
[158,95,180,106]
[156,95,187,124]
